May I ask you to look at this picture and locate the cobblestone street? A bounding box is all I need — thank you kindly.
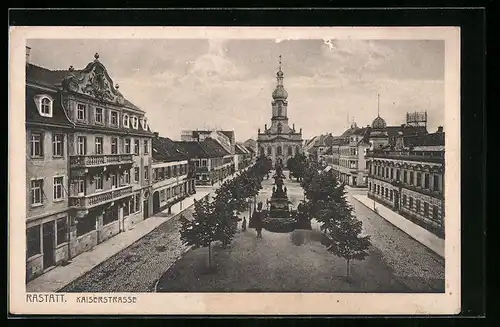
[59,207,195,293]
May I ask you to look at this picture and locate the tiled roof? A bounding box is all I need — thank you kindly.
[404,131,445,148]
[201,138,231,157]
[26,86,73,127]
[152,136,189,162]
[176,141,209,158]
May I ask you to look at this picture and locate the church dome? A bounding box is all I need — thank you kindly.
[371,115,387,129]
[272,85,288,99]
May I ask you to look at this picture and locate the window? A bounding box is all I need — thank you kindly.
[135,194,141,212]
[110,111,118,126]
[402,194,407,206]
[277,146,282,155]
[30,179,43,206]
[132,116,139,129]
[424,202,429,217]
[53,176,64,201]
[385,188,388,197]
[95,175,103,190]
[123,114,130,128]
[77,216,96,237]
[287,146,293,156]
[52,134,64,157]
[77,104,86,120]
[432,205,439,220]
[389,190,393,200]
[95,108,103,124]
[56,218,68,245]
[433,175,440,191]
[77,136,87,155]
[141,118,148,131]
[134,139,140,155]
[123,199,130,217]
[111,173,118,189]
[111,138,118,154]
[381,187,384,197]
[167,188,171,199]
[368,183,371,191]
[95,137,103,154]
[424,173,430,189]
[409,197,413,209]
[134,167,140,182]
[76,178,85,195]
[123,169,130,184]
[144,166,149,180]
[296,146,300,154]
[396,169,400,181]
[26,225,41,258]
[40,97,52,116]
[267,147,272,156]
[201,159,207,167]
[416,172,422,187]
[403,170,407,183]
[30,133,43,157]
[144,140,149,154]
[409,171,414,185]
[390,168,394,180]
[124,139,131,154]
[103,206,119,226]
[416,200,421,213]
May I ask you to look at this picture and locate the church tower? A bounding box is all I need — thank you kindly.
[257,55,303,168]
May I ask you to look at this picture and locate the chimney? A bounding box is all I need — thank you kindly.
[437,126,444,133]
[26,46,31,65]
[154,132,159,138]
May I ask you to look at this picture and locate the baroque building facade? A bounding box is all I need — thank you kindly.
[26,50,154,281]
[257,57,303,168]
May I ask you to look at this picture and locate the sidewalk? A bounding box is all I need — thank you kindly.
[351,194,444,258]
[26,188,213,293]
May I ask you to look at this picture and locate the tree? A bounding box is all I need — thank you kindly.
[320,203,371,277]
[300,163,371,278]
[179,197,218,269]
[289,152,307,181]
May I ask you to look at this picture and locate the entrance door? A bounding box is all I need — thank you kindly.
[153,191,160,214]
[143,200,149,219]
[42,221,55,269]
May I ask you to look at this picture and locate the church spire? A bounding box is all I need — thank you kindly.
[276,55,284,86]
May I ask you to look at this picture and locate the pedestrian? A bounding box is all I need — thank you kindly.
[254,202,264,239]
[242,216,247,232]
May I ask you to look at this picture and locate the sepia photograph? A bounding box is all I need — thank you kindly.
[9,26,461,315]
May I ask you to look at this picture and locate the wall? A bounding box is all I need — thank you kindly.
[72,230,98,257]
[99,220,120,243]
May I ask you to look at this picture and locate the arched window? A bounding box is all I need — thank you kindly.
[267,147,272,156]
[296,145,300,154]
[123,114,129,128]
[277,122,282,134]
[277,146,282,156]
[287,146,293,156]
[141,118,148,131]
[41,97,51,115]
[132,116,139,129]
[260,146,265,155]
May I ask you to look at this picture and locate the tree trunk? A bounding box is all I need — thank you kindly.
[346,259,350,277]
[208,242,212,268]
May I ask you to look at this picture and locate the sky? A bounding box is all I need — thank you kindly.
[27,38,444,141]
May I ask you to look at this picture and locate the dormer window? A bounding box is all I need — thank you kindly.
[132,116,139,129]
[123,114,130,128]
[34,95,53,117]
[141,118,148,131]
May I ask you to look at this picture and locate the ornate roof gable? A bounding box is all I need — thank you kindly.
[62,53,125,106]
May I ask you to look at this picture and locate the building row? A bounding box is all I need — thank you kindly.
[25,49,254,281]
[305,109,445,237]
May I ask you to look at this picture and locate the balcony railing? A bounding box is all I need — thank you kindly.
[70,154,134,168]
[365,150,444,163]
[69,185,134,209]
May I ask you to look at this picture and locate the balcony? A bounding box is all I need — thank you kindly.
[69,185,133,209]
[70,154,134,169]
